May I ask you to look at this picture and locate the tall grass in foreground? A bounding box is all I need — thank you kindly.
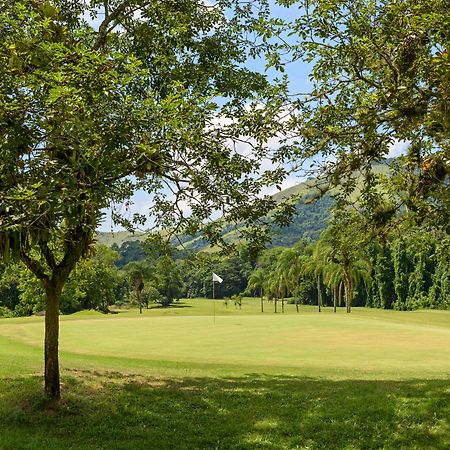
[0,372,449,449]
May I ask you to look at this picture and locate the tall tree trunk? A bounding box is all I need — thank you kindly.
[274,298,277,313]
[260,288,264,313]
[134,275,144,314]
[338,281,343,307]
[333,285,337,313]
[317,275,321,312]
[281,297,285,313]
[21,233,90,400]
[137,290,142,314]
[348,278,353,313]
[44,280,63,400]
[343,270,352,313]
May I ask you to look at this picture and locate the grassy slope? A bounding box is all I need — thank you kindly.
[0,301,449,449]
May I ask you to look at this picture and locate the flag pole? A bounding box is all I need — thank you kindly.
[212,273,222,325]
[214,278,217,324]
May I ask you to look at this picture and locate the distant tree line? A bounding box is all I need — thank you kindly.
[2,221,449,318]
[247,232,450,312]
[0,243,186,317]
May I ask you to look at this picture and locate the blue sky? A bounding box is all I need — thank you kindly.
[97,1,313,232]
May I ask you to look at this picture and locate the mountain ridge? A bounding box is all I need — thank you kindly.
[97,162,390,250]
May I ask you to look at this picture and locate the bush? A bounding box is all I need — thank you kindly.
[141,284,162,307]
[231,294,242,309]
[0,306,14,318]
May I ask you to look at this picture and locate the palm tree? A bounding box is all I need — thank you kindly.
[319,217,371,313]
[248,268,266,312]
[126,262,146,314]
[123,260,157,313]
[303,242,329,312]
[264,269,288,313]
[322,261,343,313]
[275,244,306,313]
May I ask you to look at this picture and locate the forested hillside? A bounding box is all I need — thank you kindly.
[97,181,335,254]
[98,162,391,255]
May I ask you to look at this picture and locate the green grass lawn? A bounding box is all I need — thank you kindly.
[0,299,449,449]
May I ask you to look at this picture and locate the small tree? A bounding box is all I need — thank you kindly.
[275,243,307,312]
[155,255,184,307]
[248,268,266,312]
[141,284,162,308]
[123,260,158,313]
[303,244,326,313]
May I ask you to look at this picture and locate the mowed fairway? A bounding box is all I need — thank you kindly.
[1,301,450,379]
[1,300,449,449]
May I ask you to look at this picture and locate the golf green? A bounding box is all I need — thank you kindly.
[1,301,449,379]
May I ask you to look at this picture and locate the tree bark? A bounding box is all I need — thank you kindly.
[260,288,264,313]
[44,281,63,400]
[20,231,90,400]
[333,285,337,313]
[317,275,321,312]
[343,270,352,313]
[136,287,143,314]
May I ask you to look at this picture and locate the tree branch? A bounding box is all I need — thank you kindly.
[20,250,50,285]
[38,241,57,271]
[94,0,151,50]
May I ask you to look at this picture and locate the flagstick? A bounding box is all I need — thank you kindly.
[212,279,215,324]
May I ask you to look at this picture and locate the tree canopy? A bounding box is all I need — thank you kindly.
[271,0,450,230]
[0,0,285,399]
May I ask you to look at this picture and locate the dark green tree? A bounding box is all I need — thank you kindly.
[0,263,20,313]
[114,241,146,268]
[155,255,184,306]
[429,236,450,309]
[369,244,395,309]
[62,245,124,313]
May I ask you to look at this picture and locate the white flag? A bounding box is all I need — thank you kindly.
[212,272,223,283]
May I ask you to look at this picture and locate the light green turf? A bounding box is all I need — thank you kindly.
[1,300,449,449]
[1,299,449,379]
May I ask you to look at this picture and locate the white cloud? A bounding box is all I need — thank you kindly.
[388,139,409,158]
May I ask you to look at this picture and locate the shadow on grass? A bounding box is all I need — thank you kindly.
[149,303,193,310]
[0,372,449,449]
